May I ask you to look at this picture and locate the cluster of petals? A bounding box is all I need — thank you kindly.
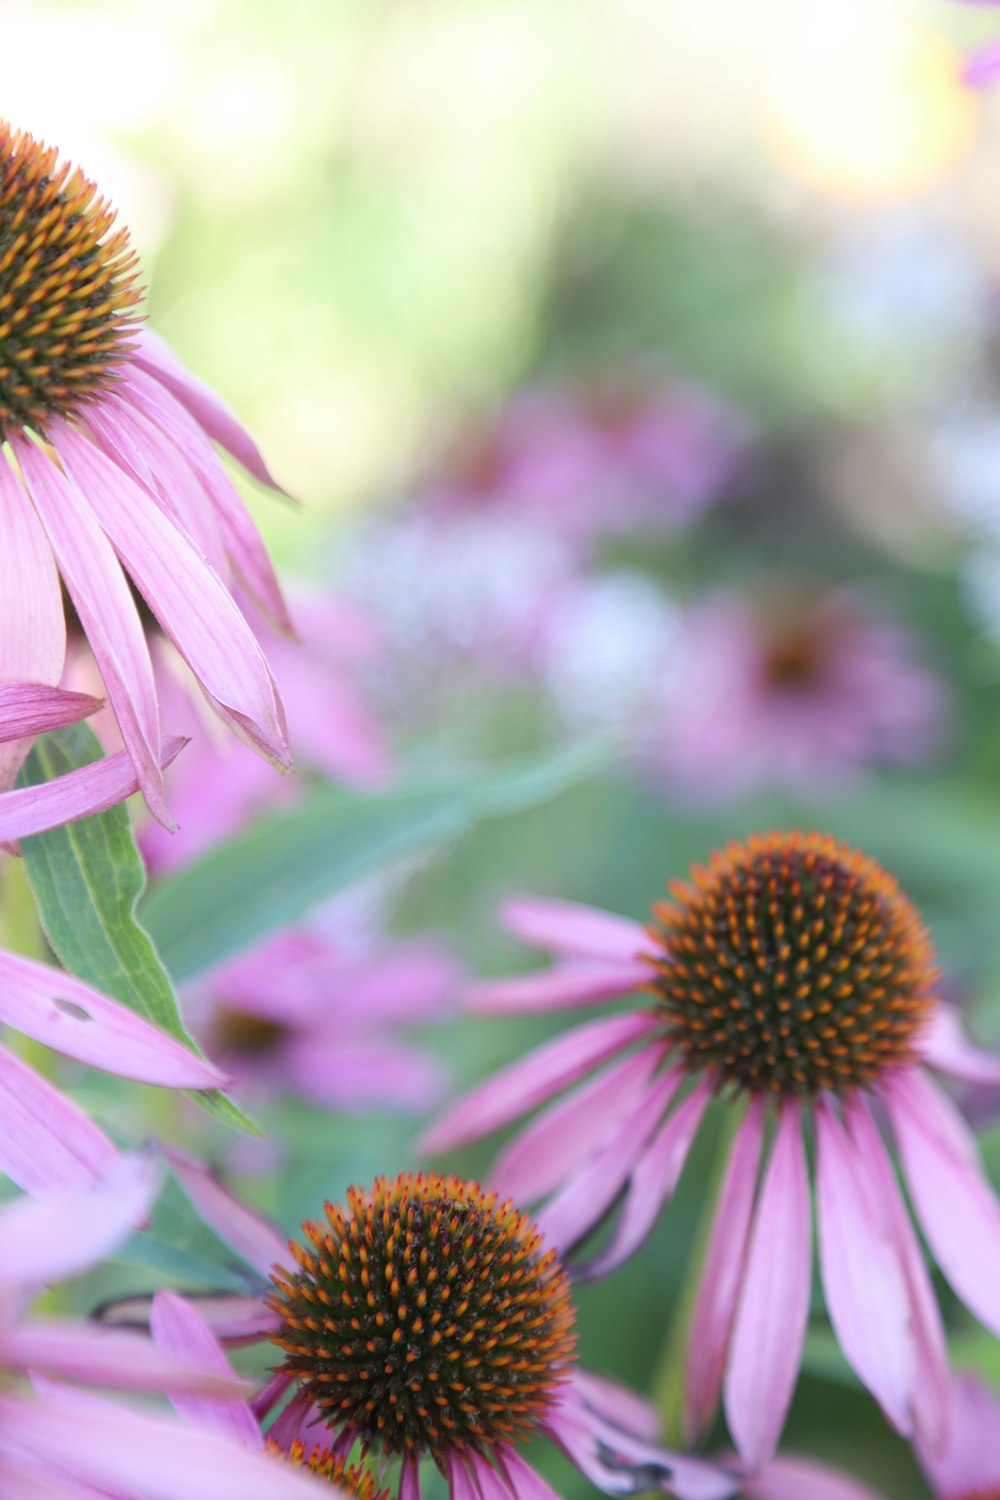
[0,1156,352,1500]
[421,890,1000,1468]
[646,586,947,804]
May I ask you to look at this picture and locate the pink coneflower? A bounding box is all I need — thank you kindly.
[0,121,289,826]
[181,928,457,1115]
[160,1154,741,1500]
[646,584,947,804]
[421,831,1000,1468]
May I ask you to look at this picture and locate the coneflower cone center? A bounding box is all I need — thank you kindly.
[267,1172,576,1463]
[648,831,938,1097]
[0,121,141,440]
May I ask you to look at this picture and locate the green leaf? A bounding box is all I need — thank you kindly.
[143,738,609,982]
[18,723,254,1133]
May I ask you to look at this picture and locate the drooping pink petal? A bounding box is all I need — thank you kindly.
[490,1048,664,1204]
[121,366,291,631]
[920,1004,1000,1087]
[0,1044,119,1194]
[13,437,168,823]
[537,1069,683,1254]
[418,1011,652,1155]
[742,1455,887,1500]
[444,1452,486,1500]
[2,1325,246,1396]
[579,1077,712,1278]
[0,1444,94,1500]
[845,1096,950,1458]
[887,1063,979,1164]
[0,1154,157,1285]
[493,1449,561,1500]
[571,1368,660,1441]
[94,1291,279,1347]
[468,961,651,1015]
[0,735,185,843]
[1,1395,344,1500]
[917,1371,1000,1496]
[814,1100,913,1435]
[50,423,290,769]
[888,1068,1000,1339]
[684,1098,766,1444]
[724,1103,812,1470]
[0,685,99,744]
[0,950,228,1088]
[0,454,65,789]
[500,895,649,962]
[164,1148,287,1278]
[399,1454,422,1500]
[135,328,286,493]
[151,1292,262,1448]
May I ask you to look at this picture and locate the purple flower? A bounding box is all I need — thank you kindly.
[0,121,291,827]
[645,585,948,803]
[421,831,1000,1468]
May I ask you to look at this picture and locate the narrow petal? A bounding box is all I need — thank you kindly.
[164,1148,288,1278]
[0,735,185,843]
[468,961,651,1015]
[888,1068,1000,1339]
[418,1012,652,1155]
[887,1063,978,1164]
[2,1325,245,1396]
[0,1445,95,1500]
[0,454,65,788]
[51,423,290,768]
[0,1154,157,1285]
[814,1100,913,1434]
[0,949,228,1087]
[917,1371,1000,1496]
[95,1291,279,1347]
[2,1395,343,1500]
[494,1449,560,1500]
[500,895,649,962]
[845,1097,950,1457]
[538,1069,683,1255]
[920,1004,1000,1087]
[579,1077,712,1278]
[135,328,286,492]
[490,1049,664,1204]
[0,1044,118,1194]
[571,1368,660,1441]
[151,1292,263,1447]
[743,1455,888,1500]
[13,437,168,823]
[724,1103,812,1470]
[399,1454,422,1500]
[684,1098,766,1443]
[0,684,99,744]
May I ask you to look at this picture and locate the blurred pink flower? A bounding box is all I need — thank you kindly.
[0,122,290,828]
[184,928,458,1115]
[645,584,948,803]
[422,832,1000,1469]
[954,1,1000,85]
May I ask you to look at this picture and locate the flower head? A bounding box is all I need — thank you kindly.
[422,832,1000,1469]
[0,121,290,825]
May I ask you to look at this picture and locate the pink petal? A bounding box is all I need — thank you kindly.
[494,1450,560,1500]
[135,328,286,493]
[399,1455,422,1500]
[490,1048,664,1204]
[468,961,651,1015]
[2,1325,245,1396]
[96,1292,279,1346]
[1,1395,342,1500]
[0,684,99,744]
[0,1044,118,1194]
[570,1368,660,1442]
[917,1371,1000,1495]
[0,1154,157,1285]
[164,1147,287,1277]
[724,1103,812,1470]
[888,1068,1000,1339]
[151,1292,263,1448]
[0,735,185,843]
[965,37,1000,88]
[418,1011,652,1155]
[845,1096,950,1457]
[537,1069,683,1254]
[0,950,228,1087]
[13,438,168,823]
[500,895,649,962]
[0,454,65,789]
[743,1454,888,1500]
[814,1100,913,1434]
[51,423,290,769]
[0,1443,95,1500]
[286,1038,445,1114]
[579,1077,712,1278]
[920,1004,1000,1087]
[684,1098,766,1443]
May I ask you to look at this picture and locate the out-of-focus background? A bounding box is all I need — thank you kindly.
[15,0,1000,1493]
